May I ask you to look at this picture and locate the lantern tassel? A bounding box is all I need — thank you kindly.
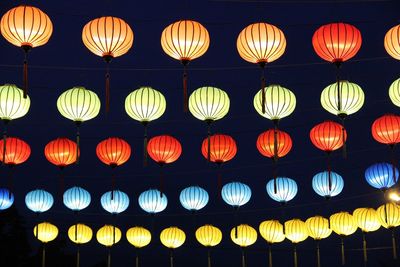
[217,164,222,198]
[362,232,367,266]
[390,146,397,185]
[341,117,347,159]
[76,246,80,267]
[340,237,345,266]
[316,241,321,267]
[2,121,8,166]
[7,166,14,199]
[234,206,239,238]
[42,244,46,267]
[107,247,111,267]
[268,244,273,267]
[136,248,139,267]
[207,122,212,162]
[75,122,81,164]
[170,249,174,267]
[23,55,28,99]
[159,165,164,198]
[105,64,110,113]
[273,159,278,194]
[143,123,148,167]
[327,153,332,191]
[111,172,116,200]
[384,202,388,225]
[183,65,188,113]
[273,124,278,163]
[59,168,65,201]
[293,245,298,267]
[241,248,246,267]
[207,248,212,267]
[260,63,266,114]
[392,229,398,260]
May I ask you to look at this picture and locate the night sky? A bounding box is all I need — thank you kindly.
[1,0,400,266]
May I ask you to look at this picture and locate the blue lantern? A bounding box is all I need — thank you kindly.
[365,162,399,190]
[25,189,54,213]
[266,177,297,203]
[312,171,344,198]
[0,188,14,210]
[138,189,167,214]
[179,186,209,211]
[100,190,130,214]
[63,186,91,211]
[221,181,251,208]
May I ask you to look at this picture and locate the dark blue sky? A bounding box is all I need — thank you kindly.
[1,0,400,266]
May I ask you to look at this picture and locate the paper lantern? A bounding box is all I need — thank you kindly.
[365,162,398,190]
[285,219,308,243]
[0,5,53,97]
[44,138,78,168]
[312,171,344,198]
[101,190,130,214]
[259,220,285,244]
[68,223,93,244]
[310,121,346,152]
[147,135,182,165]
[96,225,122,247]
[34,222,58,243]
[196,224,223,247]
[25,189,53,213]
[138,189,167,214]
[96,137,131,167]
[0,137,30,165]
[63,186,91,211]
[266,177,297,203]
[371,114,400,146]
[0,188,14,210]
[0,84,30,121]
[321,81,364,117]
[353,208,381,233]
[201,134,237,163]
[126,226,151,248]
[160,226,186,249]
[179,186,209,211]
[377,203,400,229]
[389,78,400,107]
[230,224,257,247]
[384,24,400,60]
[306,216,332,240]
[257,129,292,159]
[312,23,362,64]
[221,182,251,208]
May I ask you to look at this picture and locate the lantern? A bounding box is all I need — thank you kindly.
[285,219,308,267]
[384,24,400,60]
[97,225,122,267]
[221,182,251,208]
[126,226,151,267]
[68,223,93,267]
[138,189,167,214]
[312,171,344,199]
[377,203,400,259]
[201,134,237,164]
[0,5,53,97]
[365,163,398,190]
[57,86,100,163]
[330,211,358,266]
[306,216,332,267]
[0,136,30,165]
[100,190,130,214]
[63,186,91,212]
[160,226,186,267]
[259,220,285,267]
[353,207,381,264]
[257,129,292,159]
[372,114,400,146]
[82,16,133,111]
[230,224,257,267]
[266,177,297,204]
[161,20,210,111]
[389,78,400,107]
[25,189,53,213]
[125,87,166,165]
[179,186,209,212]
[34,222,58,267]
[195,224,222,267]
[45,138,78,168]
[0,188,14,210]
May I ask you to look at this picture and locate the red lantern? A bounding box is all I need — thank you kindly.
[257,129,292,159]
[312,23,362,64]
[147,135,182,165]
[310,121,346,153]
[0,137,30,165]
[371,114,400,146]
[44,138,79,168]
[201,134,237,164]
[96,137,131,168]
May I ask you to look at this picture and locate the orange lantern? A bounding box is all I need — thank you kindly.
[257,129,292,159]
[0,5,53,97]
[384,24,400,60]
[371,114,400,147]
[0,137,30,166]
[44,138,79,169]
[161,20,210,111]
[82,16,134,112]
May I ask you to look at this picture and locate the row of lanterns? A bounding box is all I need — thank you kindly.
[28,203,400,267]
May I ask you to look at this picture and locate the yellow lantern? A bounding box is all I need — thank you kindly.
[285,219,308,267]
[259,220,285,267]
[230,224,257,267]
[33,222,58,267]
[384,24,400,60]
[377,203,400,259]
[305,216,332,267]
[196,224,222,267]
[389,78,400,108]
[160,226,186,267]
[96,225,122,247]
[126,226,151,248]
[68,223,93,244]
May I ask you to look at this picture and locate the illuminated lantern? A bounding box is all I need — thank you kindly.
[0,137,30,165]
[179,186,209,211]
[0,188,14,210]
[63,186,91,212]
[330,211,358,266]
[365,162,398,190]
[285,219,308,267]
[68,223,93,267]
[230,224,257,267]
[0,6,53,97]
[195,224,222,267]
[34,222,58,267]
[160,226,186,267]
[125,87,166,165]
[161,20,210,111]
[138,189,167,214]
[237,23,286,113]
[377,203,400,259]
[97,225,122,267]
[353,207,381,265]
[259,220,285,267]
[266,177,297,204]
[389,78,400,107]
[372,114,400,146]
[384,24,400,60]
[57,87,100,163]
[25,189,53,213]
[306,216,332,267]
[101,190,130,214]
[82,16,133,111]
[312,171,344,199]
[221,182,251,208]
[257,129,292,159]
[45,138,78,168]
[126,226,151,267]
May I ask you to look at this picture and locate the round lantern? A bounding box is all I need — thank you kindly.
[372,114,400,146]
[306,216,332,267]
[312,171,344,198]
[138,189,167,214]
[196,224,223,247]
[160,226,186,249]
[68,223,93,244]
[0,84,30,122]
[320,81,364,117]
[126,226,151,248]
[221,182,251,208]
[201,134,237,164]
[266,177,298,204]
[179,186,209,211]
[230,224,257,247]
[25,189,53,213]
[384,24,400,60]
[161,20,210,111]
[100,190,130,214]
[257,129,292,159]
[34,222,58,243]
[389,78,400,107]
[0,136,30,165]
[259,220,285,267]
[377,203,400,229]
[285,219,308,267]
[310,121,346,152]
[96,137,131,167]
[0,188,14,210]
[44,138,79,168]
[147,135,182,165]
[365,162,398,190]
[0,5,53,97]
[96,225,122,247]
[63,186,91,212]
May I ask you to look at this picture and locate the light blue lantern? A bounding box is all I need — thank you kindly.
[221,181,251,208]
[25,189,54,213]
[138,189,167,214]
[179,186,209,211]
[0,188,14,210]
[312,171,344,198]
[63,186,91,211]
[365,162,399,190]
[266,177,297,203]
[100,190,130,214]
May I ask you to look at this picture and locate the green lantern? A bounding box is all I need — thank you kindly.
[389,78,400,108]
